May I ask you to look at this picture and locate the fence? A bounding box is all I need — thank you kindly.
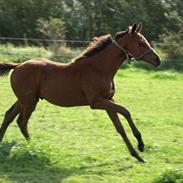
[0,37,91,62]
[0,37,182,65]
[0,37,89,47]
[0,37,179,46]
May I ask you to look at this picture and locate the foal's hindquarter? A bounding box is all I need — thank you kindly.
[0,59,90,142]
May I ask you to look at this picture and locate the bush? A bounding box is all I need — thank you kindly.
[0,44,52,63]
[159,32,183,59]
[50,46,83,63]
[36,17,66,55]
[0,43,83,63]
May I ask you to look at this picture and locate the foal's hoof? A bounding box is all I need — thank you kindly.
[138,142,144,152]
[138,157,146,163]
[25,137,31,141]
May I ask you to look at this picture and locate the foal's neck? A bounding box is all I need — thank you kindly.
[91,43,126,78]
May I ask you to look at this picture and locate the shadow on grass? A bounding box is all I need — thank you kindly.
[0,142,73,183]
[0,142,133,183]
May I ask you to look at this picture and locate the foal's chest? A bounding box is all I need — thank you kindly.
[99,80,115,99]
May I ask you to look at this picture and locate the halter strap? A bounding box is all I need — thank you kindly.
[112,39,153,63]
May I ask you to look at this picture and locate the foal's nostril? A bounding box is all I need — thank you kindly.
[156,57,161,62]
[155,57,161,66]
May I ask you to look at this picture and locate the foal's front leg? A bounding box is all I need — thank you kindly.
[90,98,144,162]
[111,99,144,152]
[107,110,144,162]
[91,98,144,151]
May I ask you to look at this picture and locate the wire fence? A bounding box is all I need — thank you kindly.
[0,37,89,43]
[0,37,89,48]
[0,37,182,64]
[0,37,89,62]
[0,37,180,46]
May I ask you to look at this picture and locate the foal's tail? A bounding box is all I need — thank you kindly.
[0,63,18,76]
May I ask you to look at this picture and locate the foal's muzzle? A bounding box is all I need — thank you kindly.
[153,57,161,67]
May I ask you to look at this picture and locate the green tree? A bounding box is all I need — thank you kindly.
[36,17,66,40]
[36,17,66,53]
[0,0,182,43]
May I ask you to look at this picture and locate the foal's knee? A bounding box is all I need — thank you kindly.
[134,131,142,139]
[121,108,131,119]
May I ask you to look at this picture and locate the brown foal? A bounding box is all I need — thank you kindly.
[0,23,160,162]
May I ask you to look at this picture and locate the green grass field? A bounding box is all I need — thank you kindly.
[0,67,183,183]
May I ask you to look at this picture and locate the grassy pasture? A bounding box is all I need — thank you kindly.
[0,67,183,183]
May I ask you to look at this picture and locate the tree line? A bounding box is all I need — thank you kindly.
[0,0,182,42]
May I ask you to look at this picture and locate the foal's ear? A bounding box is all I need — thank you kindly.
[136,22,143,33]
[130,23,138,34]
[115,32,122,40]
[115,31,128,40]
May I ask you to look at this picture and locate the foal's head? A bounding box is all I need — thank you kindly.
[115,23,161,67]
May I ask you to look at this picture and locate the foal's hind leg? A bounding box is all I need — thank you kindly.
[17,104,37,140]
[0,101,20,142]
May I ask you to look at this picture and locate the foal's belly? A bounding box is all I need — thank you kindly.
[43,93,88,107]
[40,84,88,107]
